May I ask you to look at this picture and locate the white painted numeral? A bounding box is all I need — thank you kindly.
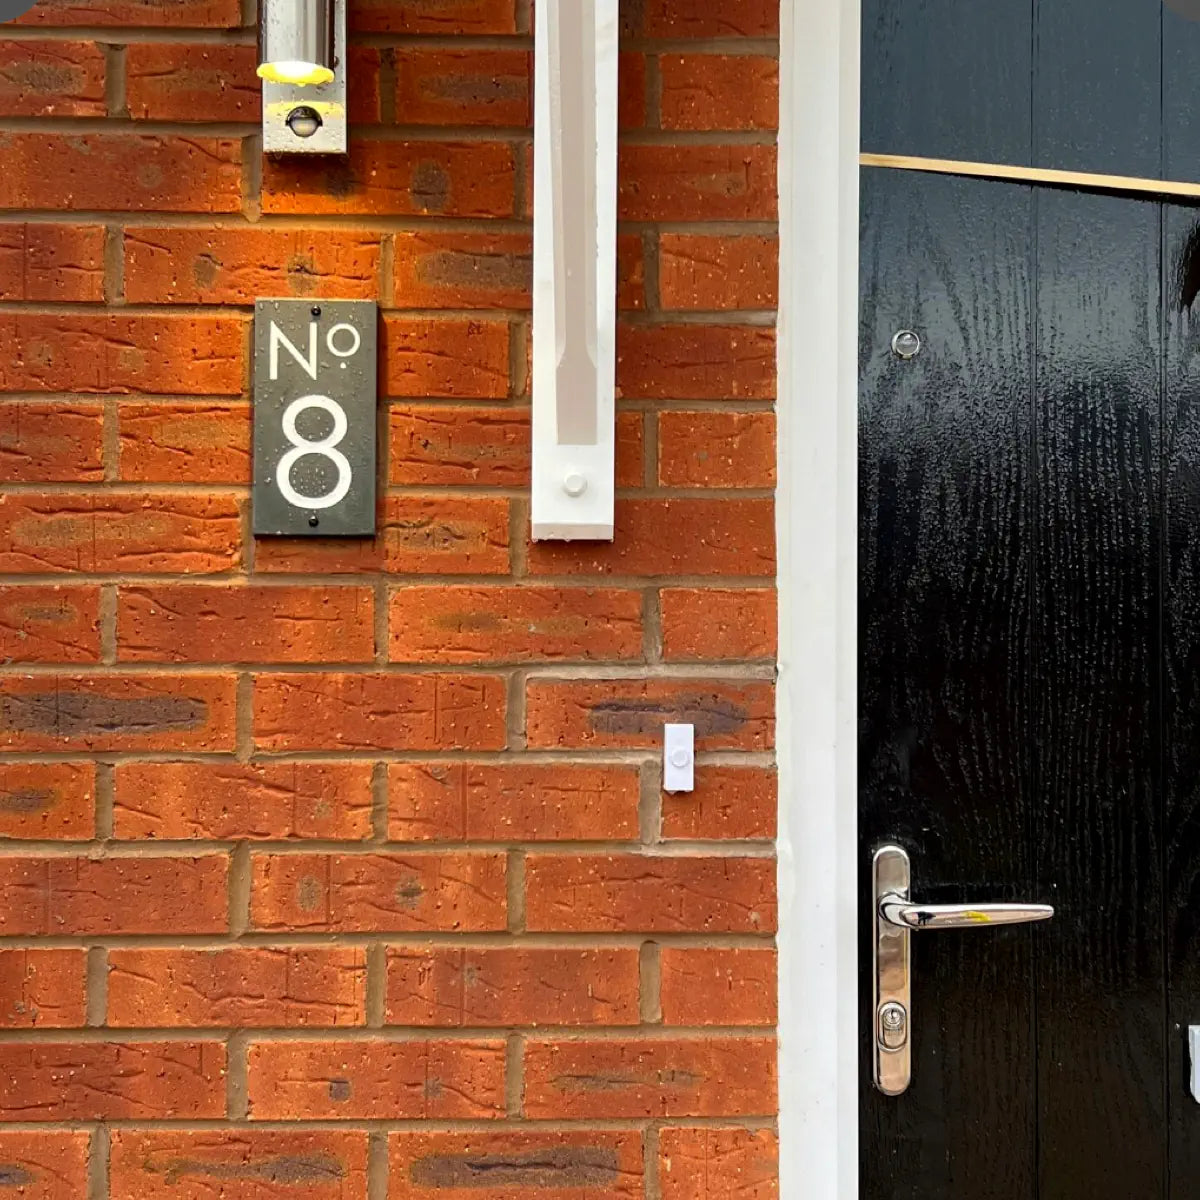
[276,394,353,510]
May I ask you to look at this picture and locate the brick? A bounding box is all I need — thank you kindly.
[383,318,510,398]
[658,412,775,487]
[254,673,507,752]
[618,324,775,400]
[523,1037,777,1118]
[0,403,104,481]
[385,947,641,1026]
[0,674,237,752]
[389,585,643,663]
[0,133,241,212]
[527,499,775,577]
[0,1132,89,1198]
[263,141,515,218]
[0,762,94,839]
[659,948,777,1026]
[620,51,647,129]
[110,1130,370,1200]
[118,584,375,664]
[0,584,101,662]
[525,855,776,933]
[389,404,529,484]
[616,410,648,485]
[107,947,367,1028]
[126,42,258,121]
[660,55,778,131]
[659,234,778,310]
[393,48,530,126]
[0,223,105,301]
[251,852,507,934]
[0,493,241,574]
[113,761,374,841]
[0,1042,225,1120]
[388,762,641,842]
[393,231,530,309]
[0,855,227,934]
[660,766,776,840]
[126,43,379,123]
[618,233,648,310]
[118,403,250,483]
[254,496,511,576]
[389,1130,644,1198]
[0,40,105,116]
[352,0,516,33]
[618,145,776,222]
[125,229,381,304]
[660,1128,778,1200]
[637,0,779,36]
[388,407,643,487]
[525,678,774,750]
[17,0,242,26]
[0,949,86,1028]
[0,313,245,394]
[660,587,776,660]
[247,1040,506,1120]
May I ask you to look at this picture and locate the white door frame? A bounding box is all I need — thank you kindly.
[776,0,861,1194]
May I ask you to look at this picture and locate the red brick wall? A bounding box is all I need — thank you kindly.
[0,0,779,1195]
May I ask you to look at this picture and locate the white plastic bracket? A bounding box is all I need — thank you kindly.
[1190,1026,1200,1103]
[663,723,695,793]
[531,0,618,541]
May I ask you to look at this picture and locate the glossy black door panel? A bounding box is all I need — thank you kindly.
[859,176,1181,1200]
[858,7,1200,1196]
[1034,3,1160,177]
[1163,12,1200,180]
[860,0,1032,166]
[1032,189,1165,1197]
[859,166,1036,1200]
[863,1,1188,183]
[1164,203,1200,1199]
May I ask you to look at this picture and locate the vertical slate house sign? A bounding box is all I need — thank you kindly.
[252,298,378,537]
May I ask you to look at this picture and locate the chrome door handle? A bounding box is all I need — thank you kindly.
[879,898,1054,931]
[872,843,1054,1096]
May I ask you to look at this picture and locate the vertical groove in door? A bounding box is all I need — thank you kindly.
[1028,176,1043,1200]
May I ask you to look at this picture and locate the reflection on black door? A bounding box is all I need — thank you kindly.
[861,3,1200,1197]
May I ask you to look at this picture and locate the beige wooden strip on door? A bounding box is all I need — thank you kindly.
[861,152,1200,200]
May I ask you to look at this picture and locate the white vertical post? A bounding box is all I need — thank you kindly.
[531,0,618,541]
[777,0,862,1192]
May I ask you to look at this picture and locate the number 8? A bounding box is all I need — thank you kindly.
[276,394,353,510]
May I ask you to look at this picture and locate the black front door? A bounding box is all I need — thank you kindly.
[860,4,1200,1197]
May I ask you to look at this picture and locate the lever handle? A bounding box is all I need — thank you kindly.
[879,896,1054,931]
[872,844,1054,1096]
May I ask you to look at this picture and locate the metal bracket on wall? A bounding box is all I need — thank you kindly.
[531,0,619,541]
[261,0,348,155]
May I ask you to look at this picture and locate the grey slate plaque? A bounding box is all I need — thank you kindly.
[253,299,378,537]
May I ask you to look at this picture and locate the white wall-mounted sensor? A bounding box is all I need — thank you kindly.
[663,724,695,793]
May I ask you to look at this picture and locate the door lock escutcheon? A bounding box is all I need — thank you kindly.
[872,844,1054,1096]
